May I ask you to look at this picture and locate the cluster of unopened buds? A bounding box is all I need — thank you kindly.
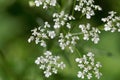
[28,0,120,79]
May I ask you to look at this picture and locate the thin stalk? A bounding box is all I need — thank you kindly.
[72,0,76,16]
[74,47,81,57]
[72,32,83,36]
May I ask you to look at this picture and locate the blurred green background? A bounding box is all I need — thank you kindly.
[0,0,120,80]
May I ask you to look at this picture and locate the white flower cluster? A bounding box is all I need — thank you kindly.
[58,33,79,53]
[53,11,75,29]
[34,0,57,9]
[28,22,56,47]
[74,0,102,19]
[76,52,102,79]
[101,11,120,32]
[28,0,105,79]
[79,23,101,44]
[35,51,66,78]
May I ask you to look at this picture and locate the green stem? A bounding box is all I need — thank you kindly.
[80,14,84,19]
[74,47,81,57]
[72,32,83,36]
[72,0,76,16]
[70,15,84,32]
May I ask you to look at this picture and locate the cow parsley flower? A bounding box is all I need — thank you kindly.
[79,23,101,44]
[76,52,102,79]
[34,0,57,9]
[58,33,79,53]
[35,51,66,77]
[74,0,102,19]
[47,31,56,39]
[28,22,56,47]
[53,11,75,29]
[101,11,120,32]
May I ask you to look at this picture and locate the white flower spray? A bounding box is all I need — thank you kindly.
[79,23,101,44]
[35,51,66,77]
[58,32,79,53]
[74,0,102,19]
[34,0,57,9]
[102,11,120,32]
[28,0,120,79]
[76,52,102,79]
[28,22,56,47]
[53,11,75,29]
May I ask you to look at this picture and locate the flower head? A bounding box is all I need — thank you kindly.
[34,0,57,9]
[76,52,102,79]
[58,33,79,53]
[53,11,75,29]
[102,11,120,32]
[74,0,102,19]
[79,23,101,44]
[35,51,66,77]
[28,22,56,47]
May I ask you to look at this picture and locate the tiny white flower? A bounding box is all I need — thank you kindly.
[52,68,57,74]
[47,31,56,39]
[31,28,38,36]
[87,73,92,79]
[44,22,50,28]
[104,25,111,31]
[54,23,60,29]
[44,70,52,78]
[78,64,84,68]
[87,52,94,57]
[69,46,74,53]
[76,58,83,63]
[40,65,46,70]
[35,37,40,44]
[58,62,66,70]
[118,29,120,32]
[44,51,52,56]
[66,23,71,29]
[77,71,84,79]
[35,57,40,65]
[28,36,34,43]
[40,40,46,47]
[95,70,102,79]
[86,14,91,19]
[96,62,102,68]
